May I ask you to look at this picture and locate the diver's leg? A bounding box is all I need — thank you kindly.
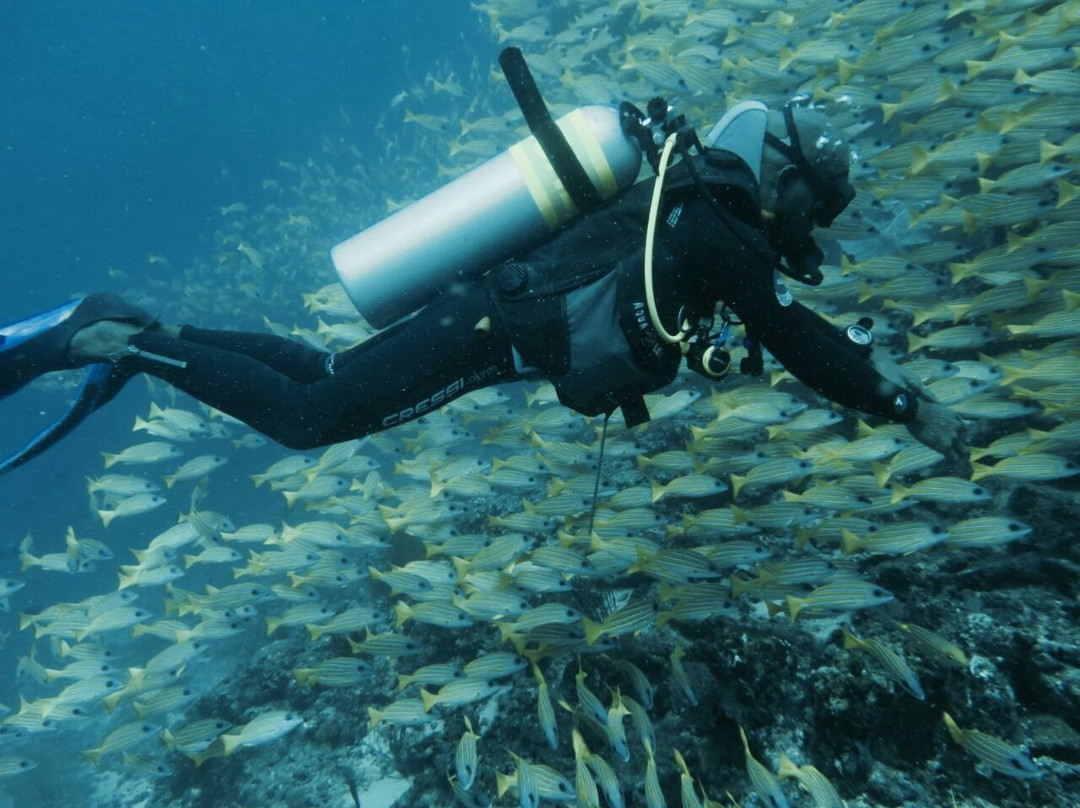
[175,327,332,383]
[314,291,520,437]
[76,307,429,386]
[168,310,441,383]
[122,289,519,448]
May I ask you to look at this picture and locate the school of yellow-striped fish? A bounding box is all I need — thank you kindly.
[4,1,1079,807]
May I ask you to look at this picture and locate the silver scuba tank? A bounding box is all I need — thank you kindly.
[330,104,643,329]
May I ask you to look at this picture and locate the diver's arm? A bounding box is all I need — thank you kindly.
[753,300,918,421]
[743,297,967,461]
[712,236,911,420]
[663,194,910,417]
[663,182,965,456]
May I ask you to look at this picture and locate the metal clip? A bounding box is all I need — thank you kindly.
[109,344,188,369]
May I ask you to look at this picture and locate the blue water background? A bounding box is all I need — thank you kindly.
[0,0,486,714]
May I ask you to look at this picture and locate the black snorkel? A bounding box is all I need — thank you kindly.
[498,46,605,215]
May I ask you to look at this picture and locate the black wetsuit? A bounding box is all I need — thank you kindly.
[127,148,916,449]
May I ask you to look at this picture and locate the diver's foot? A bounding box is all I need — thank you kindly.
[0,293,156,399]
[69,320,144,360]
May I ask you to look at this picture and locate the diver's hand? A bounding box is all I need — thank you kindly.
[871,349,969,471]
[907,399,970,473]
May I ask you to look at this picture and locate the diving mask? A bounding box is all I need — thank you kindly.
[765,104,855,227]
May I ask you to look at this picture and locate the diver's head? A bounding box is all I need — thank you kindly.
[760,104,855,229]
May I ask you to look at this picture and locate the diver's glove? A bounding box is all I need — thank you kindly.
[871,348,969,472]
[908,399,969,473]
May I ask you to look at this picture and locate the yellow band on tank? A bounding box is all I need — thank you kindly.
[510,140,560,230]
[561,108,618,199]
[510,137,578,231]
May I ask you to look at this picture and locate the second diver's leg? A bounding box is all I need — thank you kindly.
[120,288,520,448]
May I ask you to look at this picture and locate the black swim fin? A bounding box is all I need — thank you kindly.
[0,293,156,400]
[1,299,83,399]
[0,362,132,476]
[0,294,167,475]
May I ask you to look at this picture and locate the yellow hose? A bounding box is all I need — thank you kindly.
[644,133,692,344]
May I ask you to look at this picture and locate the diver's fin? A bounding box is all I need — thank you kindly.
[0,294,155,400]
[0,299,83,399]
[0,362,134,476]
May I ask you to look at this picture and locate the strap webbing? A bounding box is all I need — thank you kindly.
[585,412,611,536]
[499,47,603,214]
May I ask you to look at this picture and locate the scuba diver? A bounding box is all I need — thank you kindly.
[0,66,965,474]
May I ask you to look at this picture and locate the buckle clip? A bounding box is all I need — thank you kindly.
[109,344,188,369]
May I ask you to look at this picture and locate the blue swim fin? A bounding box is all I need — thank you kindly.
[0,299,84,351]
[0,362,131,476]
